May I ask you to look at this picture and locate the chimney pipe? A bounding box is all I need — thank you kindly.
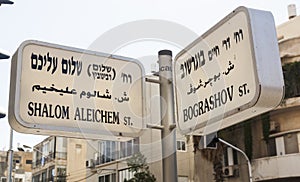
[288,4,297,19]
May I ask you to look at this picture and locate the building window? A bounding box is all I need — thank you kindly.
[100,141,117,163]
[43,141,49,157]
[284,133,299,154]
[121,140,134,158]
[56,167,67,182]
[14,178,23,182]
[178,176,189,182]
[275,136,285,156]
[99,173,116,182]
[267,137,277,156]
[98,138,139,165]
[271,133,299,156]
[119,168,134,181]
[32,174,40,182]
[75,144,82,154]
[41,171,47,182]
[177,140,186,152]
[48,167,55,182]
[56,137,67,154]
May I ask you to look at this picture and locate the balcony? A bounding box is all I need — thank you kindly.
[32,152,67,168]
[277,97,300,109]
[252,153,300,181]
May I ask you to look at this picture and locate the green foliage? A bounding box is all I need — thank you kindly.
[124,152,156,182]
[200,137,225,182]
[201,148,224,182]
[213,161,224,182]
[283,62,300,98]
[244,120,253,161]
[261,112,270,143]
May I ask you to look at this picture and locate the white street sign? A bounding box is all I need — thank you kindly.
[9,40,145,140]
[174,7,284,135]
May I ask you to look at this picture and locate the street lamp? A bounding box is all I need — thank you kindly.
[22,145,32,150]
[0,111,5,118]
[0,0,14,6]
[0,104,6,120]
[0,52,10,59]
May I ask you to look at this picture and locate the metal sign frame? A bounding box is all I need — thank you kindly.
[9,40,145,140]
[174,6,284,135]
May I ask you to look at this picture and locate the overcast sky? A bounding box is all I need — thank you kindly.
[0,0,299,150]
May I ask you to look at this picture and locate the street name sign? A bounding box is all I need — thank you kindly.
[9,40,145,140]
[174,7,284,135]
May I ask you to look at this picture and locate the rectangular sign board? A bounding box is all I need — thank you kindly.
[9,40,145,140]
[174,7,284,135]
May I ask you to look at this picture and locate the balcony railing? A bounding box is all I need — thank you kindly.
[32,152,67,168]
[252,153,300,181]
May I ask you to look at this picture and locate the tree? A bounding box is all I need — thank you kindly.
[124,152,156,182]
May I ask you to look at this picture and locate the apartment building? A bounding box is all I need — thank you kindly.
[0,150,32,182]
[31,137,68,182]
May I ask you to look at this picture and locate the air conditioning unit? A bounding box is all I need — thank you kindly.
[1,177,7,182]
[86,159,95,168]
[270,121,280,133]
[223,166,234,177]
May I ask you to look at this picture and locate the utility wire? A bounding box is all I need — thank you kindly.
[71,172,97,182]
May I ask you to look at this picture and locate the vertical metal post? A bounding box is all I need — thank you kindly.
[1,51,12,182]
[116,162,119,181]
[158,50,178,182]
[7,128,13,182]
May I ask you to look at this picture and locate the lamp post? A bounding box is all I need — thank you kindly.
[7,128,13,182]
[0,51,13,182]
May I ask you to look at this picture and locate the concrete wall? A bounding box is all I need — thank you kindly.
[273,107,300,133]
[279,37,300,64]
[277,16,300,41]
[252,153,300,181]
[67,138,88,182]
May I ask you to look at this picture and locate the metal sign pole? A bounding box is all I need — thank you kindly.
[7,128,13,182]
[158,50,178,182]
